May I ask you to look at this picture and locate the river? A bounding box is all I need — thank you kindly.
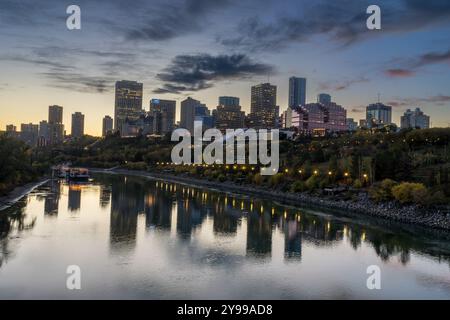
[0,173,450,299]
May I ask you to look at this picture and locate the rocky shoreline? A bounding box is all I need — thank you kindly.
[91,168,450,232]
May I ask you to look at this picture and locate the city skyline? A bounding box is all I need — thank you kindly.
[1,0,450,135]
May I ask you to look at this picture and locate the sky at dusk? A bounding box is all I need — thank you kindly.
[0,0,450,135]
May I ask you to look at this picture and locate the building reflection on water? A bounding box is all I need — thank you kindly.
[2,174,450,270]
[109,176,143,251]
[68,184,82,212]
[43,180,60,215]
[100,175,446,264]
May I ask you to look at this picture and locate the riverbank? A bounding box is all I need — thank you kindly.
[91,168,450,231]
[0,178,50,211]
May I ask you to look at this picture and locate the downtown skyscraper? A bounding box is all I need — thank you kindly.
[114,80,143,135]
[149,99,176,135]
[71,112,85,138]
[102,116,113,137]
[289,77,306,107]
[249,83,278,129]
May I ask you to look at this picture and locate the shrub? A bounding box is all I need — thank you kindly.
[124,161,148,171]
[290,180,306,192]
[369,179,397,202]
[424,190,447,206]
[269,173,284,187]
[305,175,320,191]
[253,173,263,185]
[353,179,362,189]
[391,182,427,204]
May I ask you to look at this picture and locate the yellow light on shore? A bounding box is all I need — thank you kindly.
[344,172,349,177]
[328,171,332,175]
[298,170,302,174]
[284,169,289,173]
[313,170,318,175]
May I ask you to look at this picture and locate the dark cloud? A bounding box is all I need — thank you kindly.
[388,95,450,107]
[319,77,369,91]
[385,69,415,78]
[415,49,450,67]
[0,52,117,93]
[0,55,74,72]
[40,72,114,93]
[350,107,365,113]
[126,0,232,41]
[154,54,274,93]
[384,49,450,77]
[219,0,450,52]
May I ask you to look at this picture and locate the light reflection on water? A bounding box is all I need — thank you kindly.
[0,173,450,299]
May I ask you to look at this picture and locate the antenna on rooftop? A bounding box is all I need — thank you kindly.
[377,93,381,103]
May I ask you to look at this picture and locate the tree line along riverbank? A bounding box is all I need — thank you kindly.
[2,127,449,218]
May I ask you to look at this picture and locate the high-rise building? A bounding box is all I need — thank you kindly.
[71,112,85,138]
[149,99,176,135]
[346,118,358,131]
[121,114,153,137]
[366,103,392,128]
[289,77,306,107]
[20,123,39,146]
[38,120,50,146]
[212,96,245,131]
[180,97,211,133]
[48,105,63,124]
[218,96,240,107]
[47,105,64,145]
[6,124,16,132]
[317,93,331,104]
[102,116,113,137]
[286,102,347,135]
[114,80,143,134]
[401,108,430,129]
[5,124,18,138]
[249,83,278,129]
[213,106,245,131]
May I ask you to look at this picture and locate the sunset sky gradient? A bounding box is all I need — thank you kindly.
[0,0,449,135]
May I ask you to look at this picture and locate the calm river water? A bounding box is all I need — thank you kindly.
[1,173,450,299]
